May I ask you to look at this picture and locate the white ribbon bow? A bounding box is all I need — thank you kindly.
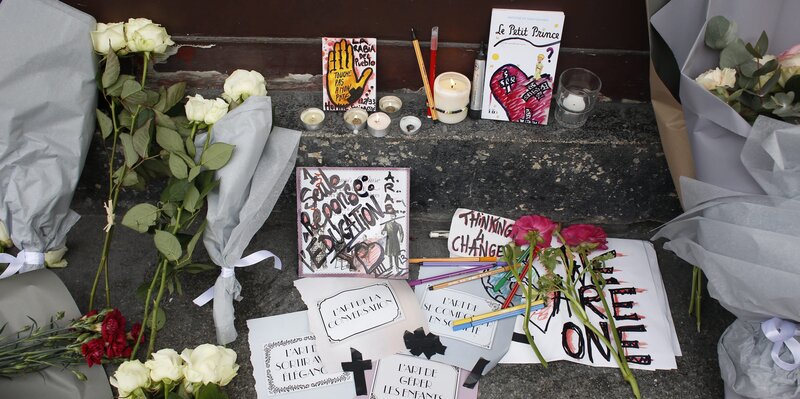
[761,317,800,371]
[0,250,45,279]
[192,250,282,306]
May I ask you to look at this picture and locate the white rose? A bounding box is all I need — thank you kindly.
[696,67,736,90]
[0,221,12,249]
[181,344,239,386]
[125,18,174,54]
[110,360,151,398]
[91,22,127,55]
[222,69,267,103]
[185,94,211,123]
[44,246,68,268]
[205,98,229,125]
[145,348,185,383]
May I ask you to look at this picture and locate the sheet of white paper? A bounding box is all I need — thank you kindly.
[246,311,355,399]
[353,355,480,399]
[420,288,501,350]
[369,354,460,399]
[447,208,513,257]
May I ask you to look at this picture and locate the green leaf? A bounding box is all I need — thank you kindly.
[753,59,778,77]
[156,127,185,153]
[106,75,135,97]
[196,383,228,399]
[96,109,113,139]
[132,120,151,158]
[174,152,197,168]
[197,171,220,197]
[154,110,177,130]
[168,154,189,179]
[183,263,216,274]
[146,306,167,331]
[178,221,207,266]
[118,109,132,128]
[183,185,200,212]
[739,60,759,78]
[185,137,197,158]
[136,282,150,302]
[145,90,161,107]
[102,50,120,89]
[121,203,160,233]
[119,133,139,167]
[200,143,235,170]
[784,75,800,95]
[161,202,178,218]
[164,82,187,112]
[720,40,752,68]
[188,166,202,182]
[161,178,190,202]
[121,80,143,99]
[755,31,769,57]
[745,42,761,59]
[154,230,182,261]
[758,67,782,95]
[113,166,140,187]
[141,159,172,178]
[705,16,737,50]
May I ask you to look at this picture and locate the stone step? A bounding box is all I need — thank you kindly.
[75,91,679,224]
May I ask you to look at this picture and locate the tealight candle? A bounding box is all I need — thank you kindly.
[433,72,471,124]
[343,108,369,133]
[367,112,391,137]
[399,116,421,135]
[300,108,325,130]
[562,93,587,112]
[379,96,403,114]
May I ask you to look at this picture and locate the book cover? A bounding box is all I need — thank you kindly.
[322,37,377,111]
[480,9,565,125]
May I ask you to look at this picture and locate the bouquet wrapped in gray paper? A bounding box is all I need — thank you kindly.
[652,0,800,194]
[0,0,96,277]
[194,96,301,344]
[654,117,800,398]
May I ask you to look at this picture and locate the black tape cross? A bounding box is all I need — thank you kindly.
[341,348,372,395]
[404,327,447,359]
[462,357,490,389]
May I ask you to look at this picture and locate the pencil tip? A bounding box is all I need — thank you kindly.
[411,28,417,40]
[427,286,433,291]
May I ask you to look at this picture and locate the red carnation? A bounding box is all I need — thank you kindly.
[105,333,130,358]
[81,338,105,367]
[128,322,144,344]
[510,215,557,248]
[101,309,126,342]
[84,310,98,318]
[559,224,608,251]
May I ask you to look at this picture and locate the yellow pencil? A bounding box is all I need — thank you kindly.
[408,256,499,264]
[452,300,545,327]
[427,265,514,291]
[411,28,438,120]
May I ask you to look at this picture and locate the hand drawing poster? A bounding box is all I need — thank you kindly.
[481,9,565,125]
[322,37,377,111]
[448,208,513,258]
[297,167,410,278]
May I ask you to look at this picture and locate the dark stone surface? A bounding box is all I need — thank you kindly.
[52,205,733,399]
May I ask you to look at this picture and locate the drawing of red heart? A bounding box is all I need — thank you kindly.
[489,64,553,124]
[353,241,385,275]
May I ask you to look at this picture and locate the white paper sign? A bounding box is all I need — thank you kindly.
[263,335,351,395]
[369,354,459,399]
[447,208,513,257]
[317,283,404,342]
[421,288,500,349]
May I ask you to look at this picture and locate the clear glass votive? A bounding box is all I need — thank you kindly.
[554,68,602,129]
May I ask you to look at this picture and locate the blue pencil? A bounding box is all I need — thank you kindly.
[452,303,546,331]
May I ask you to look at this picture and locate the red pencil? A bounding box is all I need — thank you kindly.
[502,261,531,309]
[427,26,438,118]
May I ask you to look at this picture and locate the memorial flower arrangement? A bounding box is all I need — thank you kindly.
[110,344,239,399]
[697,15,800,123]
[0,308,141,379]
[501,216,640,398]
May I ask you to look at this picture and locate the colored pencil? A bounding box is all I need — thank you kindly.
[408,264,499,288]
[452,301,545,326]
[426,26,439,118]
[452,303,546,331]
[409,256,499,264]
[501,262,531,309]
[427,265,515,291]
[411,28,438,120]
[421,261,507,267]
[492,247,534,293]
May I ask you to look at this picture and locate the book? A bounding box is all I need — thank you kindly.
[322,37,377,111]
[480,9,565,125]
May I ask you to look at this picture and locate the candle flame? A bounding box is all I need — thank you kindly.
[449,78,456,88]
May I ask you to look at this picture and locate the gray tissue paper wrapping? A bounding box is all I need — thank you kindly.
[0,0,96,271]
[201,96,301,344]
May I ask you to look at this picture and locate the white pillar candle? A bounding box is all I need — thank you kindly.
[367,112,391,137]
[433,72,471,124]
[343,108,369,133]
[300,108,325,130]
[562,93,587,112]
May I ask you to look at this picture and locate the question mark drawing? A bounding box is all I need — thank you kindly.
[546,47,554,62]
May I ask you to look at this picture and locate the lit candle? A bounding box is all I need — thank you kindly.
[399,116,421,135]
[433,72,471,124]
[379,96,403,114]
[300,108,325,131]
[367,112,391,137]
[562,93,587,112]
[343,108,369,133]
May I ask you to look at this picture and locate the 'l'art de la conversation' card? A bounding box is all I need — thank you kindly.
[481,9,565,125]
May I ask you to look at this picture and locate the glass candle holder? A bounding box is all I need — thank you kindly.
[554,68,601,129]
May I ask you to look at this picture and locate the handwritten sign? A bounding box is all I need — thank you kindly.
[322,37,377,111]
[317,283,404,343]
[369,355,459,399]
[297,167,409,278]
[421,289,500,349]
[264,335,351,395]
[448,208,513,258]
